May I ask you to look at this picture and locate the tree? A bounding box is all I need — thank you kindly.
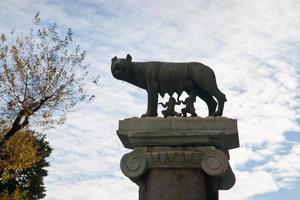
[0,12,98,145]
[0,130,52,200]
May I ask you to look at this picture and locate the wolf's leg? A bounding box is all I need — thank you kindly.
[181,108,187,117]
[198,90,217,116]
[211,88,226,116]
[142,83,158,117]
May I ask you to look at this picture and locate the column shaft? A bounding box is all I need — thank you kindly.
[139,169,207,200]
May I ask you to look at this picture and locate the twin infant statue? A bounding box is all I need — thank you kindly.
[159,92,198,118]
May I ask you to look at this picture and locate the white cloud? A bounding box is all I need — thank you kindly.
[220,170,279,200]
[255,144,300,189]
[46,178,138,200]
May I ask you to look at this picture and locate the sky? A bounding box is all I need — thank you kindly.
[0,0,300,199]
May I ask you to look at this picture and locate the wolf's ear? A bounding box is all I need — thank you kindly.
[126,54,132,62]
[111,56,117,63]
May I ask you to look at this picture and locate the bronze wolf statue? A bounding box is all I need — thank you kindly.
[111,54,226,117]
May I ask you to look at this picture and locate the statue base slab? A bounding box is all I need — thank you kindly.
[117,117,239,200]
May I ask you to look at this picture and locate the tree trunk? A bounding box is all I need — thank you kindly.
[0,110,29,146]
[1,96,51,146]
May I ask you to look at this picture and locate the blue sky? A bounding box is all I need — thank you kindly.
[0,0,299,199]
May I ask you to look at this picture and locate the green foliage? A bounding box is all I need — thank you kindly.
[0,130,52,200]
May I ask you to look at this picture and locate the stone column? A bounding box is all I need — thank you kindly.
[117,117,239,200]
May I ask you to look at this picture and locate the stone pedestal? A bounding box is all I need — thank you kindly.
[117,117,239,200]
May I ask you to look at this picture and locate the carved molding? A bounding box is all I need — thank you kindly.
[120,148,228,179]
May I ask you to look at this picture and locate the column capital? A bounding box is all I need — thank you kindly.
[120,146,235,190]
